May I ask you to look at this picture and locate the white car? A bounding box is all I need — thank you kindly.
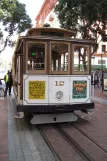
[0,70,6,80]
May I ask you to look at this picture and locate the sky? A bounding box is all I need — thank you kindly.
[1,0,44,61]
[19,0,44,26]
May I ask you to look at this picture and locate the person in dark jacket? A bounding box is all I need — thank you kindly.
[8,69,13,95]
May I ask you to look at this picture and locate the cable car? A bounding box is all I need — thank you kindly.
[12,27,94,124]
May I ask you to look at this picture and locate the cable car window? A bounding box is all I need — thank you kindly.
[51,42,69,71]
[73,45,89,72]
[41,31,64,37]
[27,42,45,70]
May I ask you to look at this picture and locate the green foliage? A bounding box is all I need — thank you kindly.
[55,0,107,41]
[55,0,79,33]
[0,0,32,52]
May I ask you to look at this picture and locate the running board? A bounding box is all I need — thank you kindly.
[31,112,78,124]
[12,98,24,118]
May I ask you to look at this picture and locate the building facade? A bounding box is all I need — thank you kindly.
[35,0,58,27]
[35,0,107,69]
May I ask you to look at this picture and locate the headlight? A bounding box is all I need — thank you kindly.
[56,91,63,100]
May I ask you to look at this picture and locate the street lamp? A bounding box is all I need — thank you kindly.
[92,56,95,70]
[91,56,95,86]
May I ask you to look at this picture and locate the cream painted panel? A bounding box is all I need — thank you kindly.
[49,75,70,104]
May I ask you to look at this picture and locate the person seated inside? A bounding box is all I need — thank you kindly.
[34,52,44,69]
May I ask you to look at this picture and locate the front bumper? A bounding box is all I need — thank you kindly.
[17,102,94,114]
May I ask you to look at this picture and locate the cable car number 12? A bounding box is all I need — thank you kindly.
[55,81,64,86]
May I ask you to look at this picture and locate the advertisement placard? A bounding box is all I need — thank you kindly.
[103,72,107,91]
[28,81,45,99]
[72,80,87,99]
[104,78,107,91]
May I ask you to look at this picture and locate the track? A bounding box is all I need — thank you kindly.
[38,123,107,161]
[71,123,107,153]
[10,95,107,161]
[95,102,107,114]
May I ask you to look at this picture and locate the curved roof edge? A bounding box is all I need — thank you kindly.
[26,27,75,37]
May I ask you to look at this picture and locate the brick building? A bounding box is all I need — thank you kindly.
[35,0,107,69]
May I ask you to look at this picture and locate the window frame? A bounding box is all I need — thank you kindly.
[98,59,106,65]
[50,41,70,74]
[102,45,106,52]
[72,44,89,74]
[26,41,47,74]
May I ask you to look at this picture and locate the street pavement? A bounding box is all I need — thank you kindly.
[93,86,107,104]
[0,87,106,161]
[0,98,8,161]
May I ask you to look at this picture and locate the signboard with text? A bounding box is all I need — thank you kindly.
[28,81,45,99]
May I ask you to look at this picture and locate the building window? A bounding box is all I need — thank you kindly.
[98,60,106,64]
[102,45,106,52]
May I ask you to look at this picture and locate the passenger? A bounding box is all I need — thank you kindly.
[97,74,101,87]
[8,69,13,95]
[35,52,44,69]
[94,73,99,88]
[4,71,10,96]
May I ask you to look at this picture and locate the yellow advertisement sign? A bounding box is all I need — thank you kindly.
[29,81,45,99]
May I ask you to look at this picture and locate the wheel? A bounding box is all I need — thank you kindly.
[24,111,33,122]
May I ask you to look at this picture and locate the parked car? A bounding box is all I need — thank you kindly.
[0,69,6,80]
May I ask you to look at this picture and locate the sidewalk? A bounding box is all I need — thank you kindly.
[93,86,107,104]
[0,86,106,161]
[0,97,8,161]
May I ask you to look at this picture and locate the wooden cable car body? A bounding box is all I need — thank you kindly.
[12,27,95,124]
